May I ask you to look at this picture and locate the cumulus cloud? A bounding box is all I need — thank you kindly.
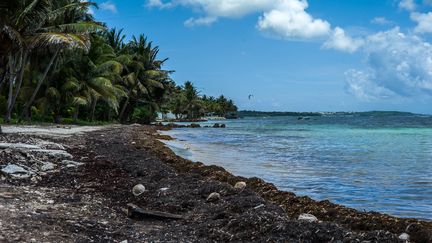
[411,12,432,33]
[256,0,331,39]
[345,70,396,100]
[100,1,117,13]
[345,28,432,100]
[399,0,416,11]
[323,27,364,53]
[147,0,332,39]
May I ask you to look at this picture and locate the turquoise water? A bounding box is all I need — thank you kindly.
[161,113,432,220]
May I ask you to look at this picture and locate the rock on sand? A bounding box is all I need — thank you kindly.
[132,184,146,196]
[298,213,318,223]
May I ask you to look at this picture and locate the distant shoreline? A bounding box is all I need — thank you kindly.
[237,110,425,117]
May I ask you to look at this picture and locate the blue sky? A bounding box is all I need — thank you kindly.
[91,0,432,113]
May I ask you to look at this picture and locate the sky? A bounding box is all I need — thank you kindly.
[90,0,432,113]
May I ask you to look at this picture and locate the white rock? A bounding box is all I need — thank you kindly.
[298,213,318,222]
[38,141,65,150]
[1,164,32,179]
[399,233,410,241]
[159,187,169,191]
[40,162,56,172]
[234,181,247,190]
[120,240,128,243]
[132,184,146,196]
[61,160,84,168]
[206,192,221,202]
[0,143,40,150]
[33,149,73,159]
[1,164,28,174]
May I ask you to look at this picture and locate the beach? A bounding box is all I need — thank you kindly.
[0,124,431,242]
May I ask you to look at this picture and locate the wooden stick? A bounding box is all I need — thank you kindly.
[127,203,183,220]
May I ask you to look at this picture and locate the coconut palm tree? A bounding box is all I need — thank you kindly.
[0,0,102,121]
[21,0,103,120]
[117,34,169,122]
[104,28,126,54]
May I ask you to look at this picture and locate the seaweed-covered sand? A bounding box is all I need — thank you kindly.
[0,125,431,242]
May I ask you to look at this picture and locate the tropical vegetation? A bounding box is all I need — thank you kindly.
[0,0,237,126]
[163,81,237,120]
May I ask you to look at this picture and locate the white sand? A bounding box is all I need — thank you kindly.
[1,125,107,137]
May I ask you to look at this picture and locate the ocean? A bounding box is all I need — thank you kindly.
[160,112,432,220]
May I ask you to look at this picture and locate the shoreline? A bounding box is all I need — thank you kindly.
[153,125,432,238]
[0,124,431,242]
[158,125,432,221]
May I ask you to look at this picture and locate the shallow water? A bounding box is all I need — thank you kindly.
[161,113,432,220]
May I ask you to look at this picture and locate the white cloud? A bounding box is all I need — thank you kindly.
[147,0,331,39]
[399,0,416,11]
[345,70,396,100]
[146,0,173,8]
[323,27,364,53]
[411,12,432,33]
[184,16,218,27]
[345,28,432,100]
[100,1,117,13]
[256,0,331,39]
[371,17,394,25]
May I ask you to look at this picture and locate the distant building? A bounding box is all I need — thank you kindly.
[156,112,177,120]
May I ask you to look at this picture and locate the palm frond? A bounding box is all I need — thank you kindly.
[32,32,90,51]
[1,25,24,50]
[145,79,164,89]
[42,22,104,34]
[48,2,97,22]
[94,60,122,75]
[73,96,89,106]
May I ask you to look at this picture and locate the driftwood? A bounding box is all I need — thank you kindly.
[127,203,183,220]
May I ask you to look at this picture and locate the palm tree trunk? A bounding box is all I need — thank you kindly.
[73,104,79,122]
[0,70,7,87]
[5,55,17,123]
[90,98,98,121]
[7,51,28,120]
[5,74,16,122]
[22,49,60,120]
[119,96,130,122]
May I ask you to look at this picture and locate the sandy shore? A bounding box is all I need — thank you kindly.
[0,124,431,242]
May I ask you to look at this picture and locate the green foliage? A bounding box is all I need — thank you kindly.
[163,81,237,119]
[131,106,155,124]
[0,1,236,125]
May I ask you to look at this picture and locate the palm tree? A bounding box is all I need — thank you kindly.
[104,28,125,54]
[0,0,101,122]
[0,0,51,121]
[21,0,103,120]
[117,34,169,122]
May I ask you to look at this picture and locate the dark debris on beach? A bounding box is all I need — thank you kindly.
[0,125,431,242]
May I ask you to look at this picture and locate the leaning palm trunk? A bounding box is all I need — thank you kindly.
[90,98,98,122]
[22,49,59,120]
[5,74,16,122]
[73,104,79,122]
[119,95,130,122]
[7,51,28,121]
[5,54,18,122]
